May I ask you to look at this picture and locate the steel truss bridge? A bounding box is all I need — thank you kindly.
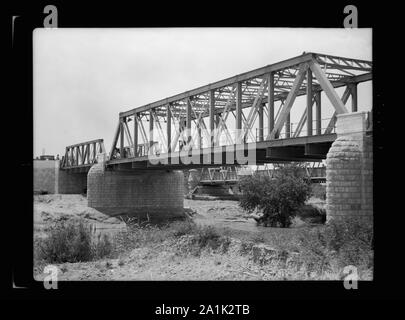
[60,52,372,172]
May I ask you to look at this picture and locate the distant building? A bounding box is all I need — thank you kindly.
[39,155,55,160]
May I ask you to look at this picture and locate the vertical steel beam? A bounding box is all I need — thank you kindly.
[186,98,192,146]
[82,145,86,164]
[258,105,264,141]
[315,91,322,135]
[351,83,358,112]
[149,110,154,149]
[285,113,291,138]
[267,72,274,139]
[236,81,242,143]
[120,118,124,158]
[197,121,202,149]
[306,69,313,136]
[167,106,171,154]
[134,114,138,157]
[209,90,215,147]
[93,142,96,162]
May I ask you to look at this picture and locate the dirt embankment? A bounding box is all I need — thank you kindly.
[34,194,127,238]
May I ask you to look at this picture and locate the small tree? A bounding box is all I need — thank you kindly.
[239,165,311,227]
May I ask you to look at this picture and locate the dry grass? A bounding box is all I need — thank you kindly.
[34,216,373,280]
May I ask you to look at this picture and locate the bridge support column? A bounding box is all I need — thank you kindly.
[87,163,184,220]
[326,111,372,222]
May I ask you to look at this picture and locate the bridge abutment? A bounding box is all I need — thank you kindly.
[34,159,87,194]
[87,162,185,220]
[326,111,373,222]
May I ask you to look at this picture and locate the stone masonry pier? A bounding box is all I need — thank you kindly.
[326,111,373,222]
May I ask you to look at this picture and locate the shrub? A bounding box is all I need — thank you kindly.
[36,220,112,263]
[322,217,373,268]
[251,234,266,243]
[239,240,254,254]
[93,233,113,259]
[192,226,222,250]
[112,221,174,255]
[170,220,198,237]
[311,183,326,200]
[298,217,374,273]
[238,165,312,227]
[298,204,326,224]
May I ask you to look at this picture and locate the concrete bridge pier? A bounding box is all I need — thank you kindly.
[326,111,373,222]
[87,158,185,220]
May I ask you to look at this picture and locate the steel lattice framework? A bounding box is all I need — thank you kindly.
[61,52,372,170]
[61,139,105,169]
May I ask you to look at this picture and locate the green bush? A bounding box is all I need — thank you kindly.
[36,220,112,263]
[238,165,312,227]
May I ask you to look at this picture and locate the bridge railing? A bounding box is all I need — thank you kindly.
[118,117,338,158]
[61,139,106,169]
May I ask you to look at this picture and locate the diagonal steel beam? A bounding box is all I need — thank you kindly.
[109,121,121,159]
[269,63,309,139]
[215,86,236,144]
[137,115,149,153]
[293,93,316,138]
[324,85,352,134]
[123,120,134,157]
[151,110,168,153]
[309,60,348,115]
[242,78,268,141]
[169,106,184,152]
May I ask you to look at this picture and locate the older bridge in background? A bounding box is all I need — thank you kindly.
[60,52,372,172]
[198,163,327,185]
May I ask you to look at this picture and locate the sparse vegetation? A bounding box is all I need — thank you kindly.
[170,220,198,237]
[238,164,312,227]
[35,220,112,263]
[297,217,373,276]
[34,195,373,281]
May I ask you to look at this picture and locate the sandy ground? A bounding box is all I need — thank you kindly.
[34,194,127,238]
[34,194,328,281]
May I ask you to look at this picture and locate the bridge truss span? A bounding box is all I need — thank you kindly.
[62,52,372,170]
[61,139,106,170]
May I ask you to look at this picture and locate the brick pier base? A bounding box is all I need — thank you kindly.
[87,163,185,219]
[326,111,373,222]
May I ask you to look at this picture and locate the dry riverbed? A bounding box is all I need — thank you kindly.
[33,194,372,281]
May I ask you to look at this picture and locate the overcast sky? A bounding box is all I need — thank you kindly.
[33,28,372,157]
